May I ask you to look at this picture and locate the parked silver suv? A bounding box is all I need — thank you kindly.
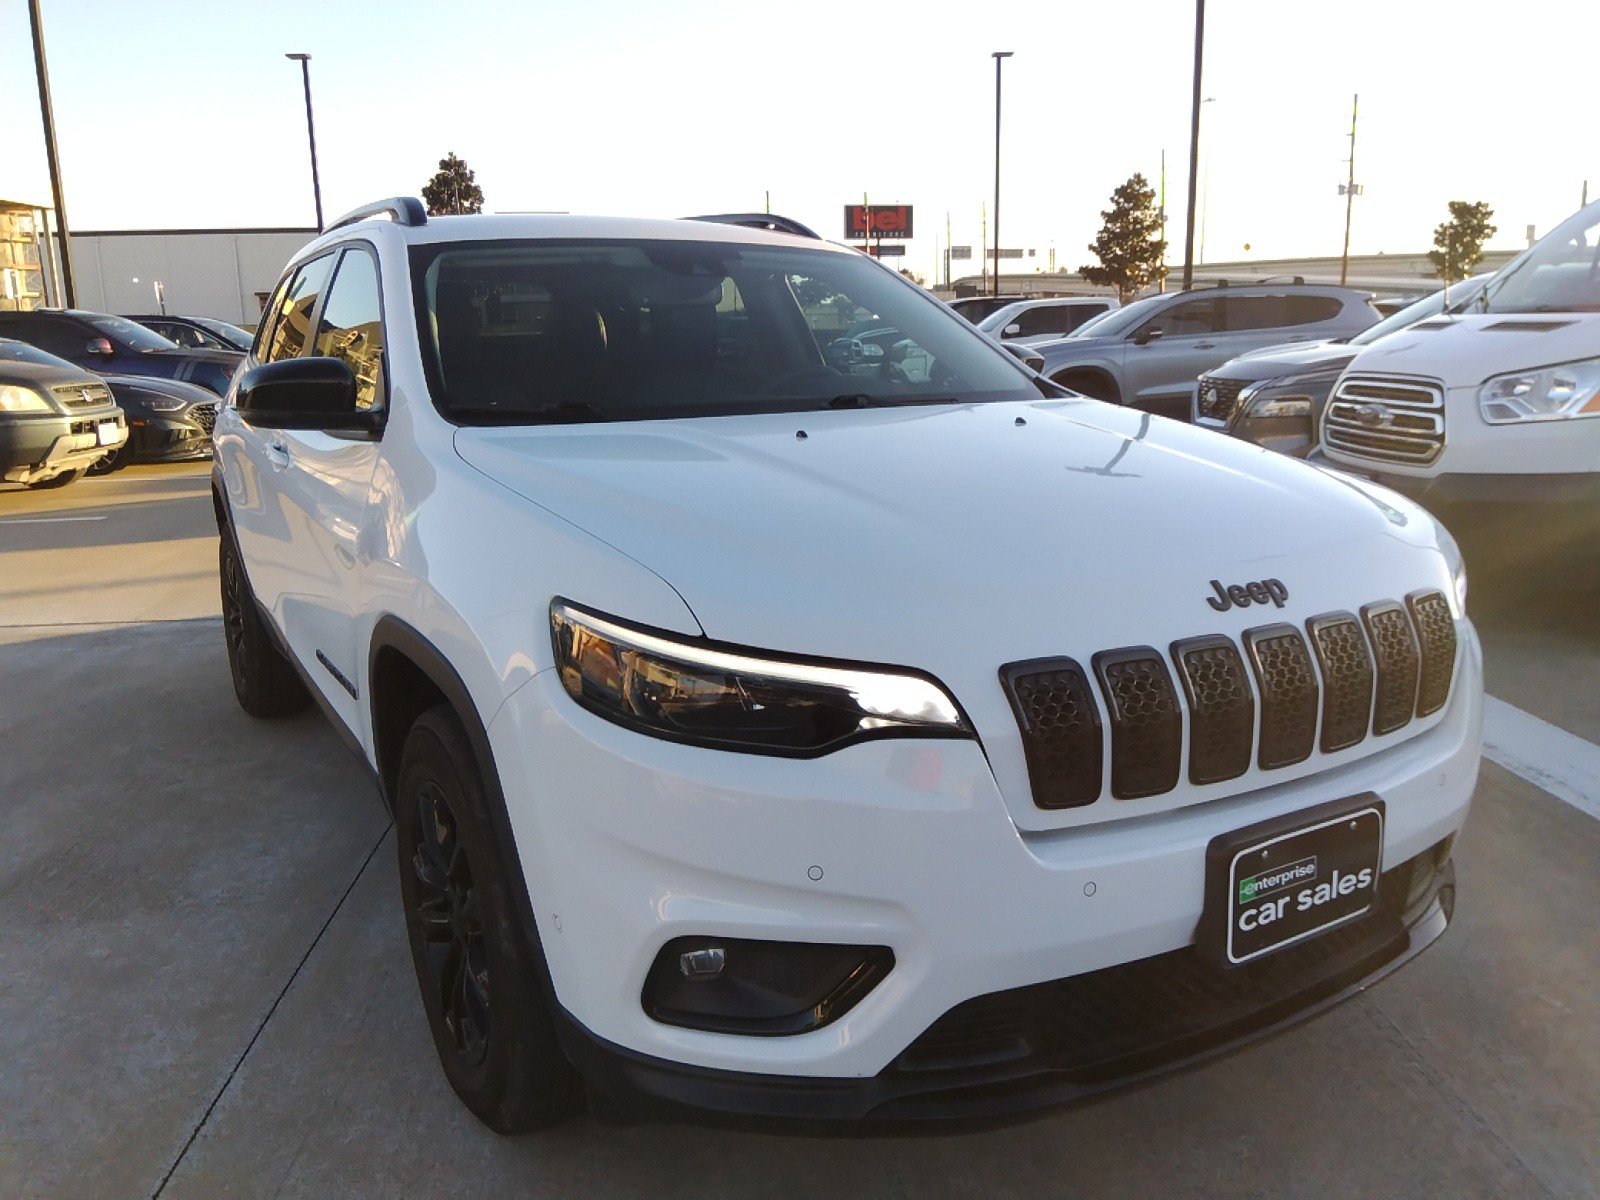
[1034,284,1379,418]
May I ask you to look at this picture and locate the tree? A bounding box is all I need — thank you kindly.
[898,268,928,287]
[422,153,485,216]
[1428,201,1496,282]
[1079,173,1167,301]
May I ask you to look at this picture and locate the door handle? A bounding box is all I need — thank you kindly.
[266,440,291,470]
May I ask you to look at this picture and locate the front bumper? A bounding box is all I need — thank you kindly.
[562,850,1454,1127]
[488,621,1481,1104]
[0,410,126,483]
[125,410,214,463]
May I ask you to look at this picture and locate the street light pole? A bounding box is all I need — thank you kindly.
[1181,0,1205,290]
[28,0,75,308]
[1339,93,1359,286]
[285,53,324,232]
[991,51,1013,300]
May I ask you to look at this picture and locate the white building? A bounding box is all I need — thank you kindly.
[61,227,316,325]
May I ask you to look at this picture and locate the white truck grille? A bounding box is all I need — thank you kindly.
[1322,375,1444,465]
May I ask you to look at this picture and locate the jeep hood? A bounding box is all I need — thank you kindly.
[454,400,1450,673]
[1345,312,1600,385]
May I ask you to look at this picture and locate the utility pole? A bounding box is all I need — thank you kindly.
[981,201,988,294]
[1159,148,1167,292]
[944,210,952,289]
[991,51,1013,299]
[28,0,75,308]
[285,54,324,231]
[1180,0,1204,290]
[1340,93,1359,286]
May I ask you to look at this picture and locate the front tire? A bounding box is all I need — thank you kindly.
[396,705,580,1133]
[218,531,309,718]
[25,468,82,490]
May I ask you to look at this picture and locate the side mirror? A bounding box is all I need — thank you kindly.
[235,357,378,433]
[85,337,114,357]
[1000,341,1045,372]
[1002,323,1022,338]
[1131,327,1165,346]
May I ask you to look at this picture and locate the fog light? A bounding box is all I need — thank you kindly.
[643,936,893,1035]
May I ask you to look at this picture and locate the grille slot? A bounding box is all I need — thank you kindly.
[1244,625,1319,769]
[190,402,217,434]
[1196,376,1247,425]
[1000,659,1102,809]
[1322,374,1445,465]
[1363,602,1420,735]
[52,382,112,409]
[1306,613,1375,753]
[1407,590,1457,717]
[1093,648,1181,800]
[1171,636,1253,785]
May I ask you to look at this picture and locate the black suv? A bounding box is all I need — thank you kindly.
[0,309,242,397]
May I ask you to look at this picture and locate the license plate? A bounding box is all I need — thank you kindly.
[1201,796,1385,966]
[96,421,119,446]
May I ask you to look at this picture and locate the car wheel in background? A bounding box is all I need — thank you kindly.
[218,532,310,718]
[25,469,83,490]
[1051,371,1122,404]
[87,447,128,475]
[396,705,581,1134]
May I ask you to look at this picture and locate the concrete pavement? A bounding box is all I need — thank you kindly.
[2,463,1597,1199]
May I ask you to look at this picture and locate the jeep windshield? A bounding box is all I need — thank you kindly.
[412,239,1042,424]
[1481,201,1600,314]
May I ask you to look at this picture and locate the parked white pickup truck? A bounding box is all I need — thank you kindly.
[1321,199,1600,507]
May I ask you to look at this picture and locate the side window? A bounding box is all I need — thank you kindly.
[1144,296,1223,337]
[1222,295,1293,332]
[12,316,85,357]
[1016,307,1061,336]
[1286,295,1344,326]
[313,248,386,411]
[263,254,335,364]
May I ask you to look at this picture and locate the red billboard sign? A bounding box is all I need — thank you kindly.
[845,204,913,240]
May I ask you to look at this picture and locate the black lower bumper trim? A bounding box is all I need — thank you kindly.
[558,851,1455,1131]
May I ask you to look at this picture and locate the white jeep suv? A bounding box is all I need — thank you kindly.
[214,198,1482,1131]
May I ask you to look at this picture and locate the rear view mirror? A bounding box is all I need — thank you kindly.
[1002,323,1022,338]
[85,337,114,357]
[236,357,379,433]
[1131,327,1165,346]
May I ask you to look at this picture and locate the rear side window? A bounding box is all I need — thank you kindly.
[1221,295,1292,331]
[1285,295,1344,325]
[313,248,386,411]
[262,254,334,363]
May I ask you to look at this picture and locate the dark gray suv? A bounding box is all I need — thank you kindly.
[1033,284,1379,418]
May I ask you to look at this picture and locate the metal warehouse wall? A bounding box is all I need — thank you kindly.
[65,229,317,325]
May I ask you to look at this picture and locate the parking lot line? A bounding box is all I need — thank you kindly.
[0,514,108,523]
[1482,695,1600,822]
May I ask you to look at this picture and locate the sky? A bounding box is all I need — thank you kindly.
[3,0,1596,283]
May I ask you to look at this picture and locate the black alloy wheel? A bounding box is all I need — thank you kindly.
[396,705,579,1132]
[411,778,491,1066]
[218,530,309,717]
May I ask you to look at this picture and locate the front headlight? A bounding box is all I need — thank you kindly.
[550,601,971,754]
[1479,357,1600,424]
[1242,371,1340,420]
[0,384,52,413]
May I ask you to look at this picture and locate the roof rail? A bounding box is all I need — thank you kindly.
[326,196,428,232]
[684,212,821,240]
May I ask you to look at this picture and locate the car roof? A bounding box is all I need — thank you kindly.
[299,212,855,259]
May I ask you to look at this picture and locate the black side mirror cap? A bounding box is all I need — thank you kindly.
[235,357,380,433]
[1000,341,1045,372]
[1131,327,1164,346]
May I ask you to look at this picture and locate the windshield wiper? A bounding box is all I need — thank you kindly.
[451,400,611,424]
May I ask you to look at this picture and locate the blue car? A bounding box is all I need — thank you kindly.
[0,308,242,397]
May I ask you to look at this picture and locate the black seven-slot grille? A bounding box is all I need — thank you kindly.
[1000,591,1456,810]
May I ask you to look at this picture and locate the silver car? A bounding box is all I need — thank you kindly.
[1034,284,1379,417]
